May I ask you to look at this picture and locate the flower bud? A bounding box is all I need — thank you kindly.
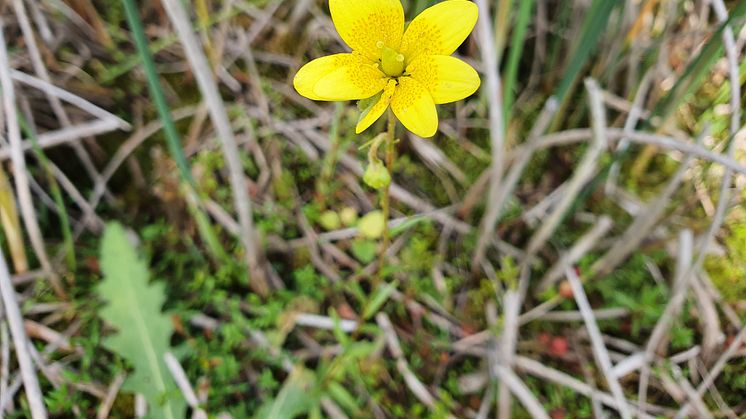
[319,210,341,231]
[339,207,358,226]
[358,210,386,239]
[363,160,391,190]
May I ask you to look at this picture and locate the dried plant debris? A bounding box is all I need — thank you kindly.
[0,0,744,417]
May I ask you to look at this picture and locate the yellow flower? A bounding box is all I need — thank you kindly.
[294,0,481,138]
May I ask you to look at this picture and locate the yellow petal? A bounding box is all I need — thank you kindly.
[294,53,387,101]
[391,77,438,138]
[330,0,405,61]
[314,60,388,101]
[400,0,478,64]
[406,55,480,104]
[356,80,397,134]
[294,53,361,100]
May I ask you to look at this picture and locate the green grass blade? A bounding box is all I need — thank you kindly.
[121,0,226,260]
[553,0,617,104]
[503,0,535,125]
[650,2,746,126]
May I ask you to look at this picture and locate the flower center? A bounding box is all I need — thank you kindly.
[380,46,405,77]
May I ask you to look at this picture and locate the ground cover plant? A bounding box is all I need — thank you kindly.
[0,0,745,417]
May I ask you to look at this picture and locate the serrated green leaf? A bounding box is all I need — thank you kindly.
[98,223,185,419]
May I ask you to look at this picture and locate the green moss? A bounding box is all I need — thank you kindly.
[705,221,746,304]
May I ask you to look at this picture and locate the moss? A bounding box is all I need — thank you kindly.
[705,220,746,305]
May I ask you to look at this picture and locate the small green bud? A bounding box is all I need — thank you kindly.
[339,207,358,227]
[319,210,341,231]
[363,160,391,190]
[358,210,386,239]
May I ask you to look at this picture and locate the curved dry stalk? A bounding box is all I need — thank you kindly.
[638,230,696,412]
[376,313,451,415]
[566,267,632,419]
[683,0,744,317]
[493,365,550,419]
[675,326,746,418]
[524,80,608,258]
[472,0,506,271]
[590,129,707,277]
[160,0,268,295]
[0,250,47,418]
[506,128,746,176]
[0,19,63,298]
[11,0,111,191]
[536,215,613,293]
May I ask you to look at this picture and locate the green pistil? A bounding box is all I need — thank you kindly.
[380,46,405,77]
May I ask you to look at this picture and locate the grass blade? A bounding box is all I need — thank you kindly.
[503,0,535,124]
[120,0,226,261]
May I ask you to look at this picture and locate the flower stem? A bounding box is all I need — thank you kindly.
[377,109,396,281]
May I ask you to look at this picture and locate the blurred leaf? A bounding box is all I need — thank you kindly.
[254,367,318,419]
[363,280,398,320]
[390,216,428,237]
[650,1,746,125]
[503,0,535,123]
[98,223,185,419]
[351,239,378,263]
[553,0,617,104]
[327,381,360,415]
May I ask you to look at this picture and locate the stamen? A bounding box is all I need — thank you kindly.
[376,41,384,49]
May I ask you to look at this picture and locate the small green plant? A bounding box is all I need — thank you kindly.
[98,223,186,418]
[293,0,481,278]
[705,221,746,305]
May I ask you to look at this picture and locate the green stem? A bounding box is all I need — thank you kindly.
[377,109,396,281]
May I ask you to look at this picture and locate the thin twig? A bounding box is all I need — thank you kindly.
[675,326,746,418]
[161,0,269,294]
[493,365,550,419]
[591,129,707,277]
[294,313,357,333]
[0,119,124,161]
[164,352,207,418]
[96,374,126,419]
[536,215,613,293]
[508,127,746,176]
[376,313,450,415]
[11,0,113,192]
[0,19,64,298]
[0,249,47,418]
[0,322,11,413]
[472,0,506,271]
[566,267,632,419]
[682,0,744,335]
[514,356,660,419]
[10,70,129,128]
[638,230,695,411]
[524,79,608,258]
